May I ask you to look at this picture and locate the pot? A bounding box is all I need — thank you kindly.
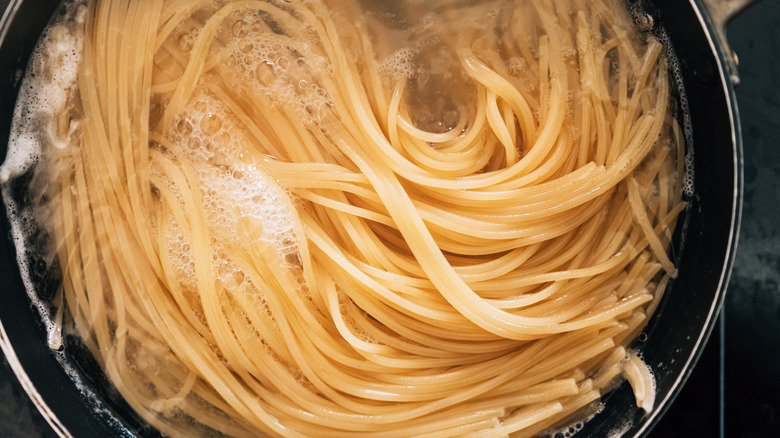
[0,0,747,436]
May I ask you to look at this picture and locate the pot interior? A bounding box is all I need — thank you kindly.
[0,0,741,437]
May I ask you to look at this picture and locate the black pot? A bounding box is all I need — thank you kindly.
[0,0,746,436]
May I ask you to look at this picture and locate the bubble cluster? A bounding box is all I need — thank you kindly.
[0,0,87,358]
[218,14,334,125]
[657,29,695,199]
[682,149,695,197]
[0,0,86,183]
[547,418,588,438]
[176,27,201,53]
[162,87,304,322]
[169,91,242,164]
[199,160,297,257]
[555,422,585,438]
[164,214,198,295]
[377,47,418,80]
[156,149,302,307]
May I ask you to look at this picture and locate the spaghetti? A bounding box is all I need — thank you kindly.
[5,0,686,436]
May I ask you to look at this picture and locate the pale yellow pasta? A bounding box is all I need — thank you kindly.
[27,0,688,436]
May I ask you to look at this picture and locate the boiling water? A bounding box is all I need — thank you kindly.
[1,0,87,351]
[1,0,695,436]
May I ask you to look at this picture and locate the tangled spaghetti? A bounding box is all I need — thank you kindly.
[4,0,686,436]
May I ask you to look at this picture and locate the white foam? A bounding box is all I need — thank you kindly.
[377,47,418,80]
[1,0,86,349]
[0,0,86,183]
[218,23,334,126]
[163,88,302,302]
[0,0,122,424]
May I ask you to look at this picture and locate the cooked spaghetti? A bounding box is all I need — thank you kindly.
[2,0,686,436]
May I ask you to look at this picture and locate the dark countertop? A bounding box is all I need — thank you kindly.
[1,1,779,437]
[643,1,780,436]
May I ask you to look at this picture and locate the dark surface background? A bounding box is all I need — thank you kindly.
[649,1,780,436]
[1,1,779,437]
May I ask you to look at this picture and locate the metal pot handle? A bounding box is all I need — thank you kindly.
[699,0,759,85]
